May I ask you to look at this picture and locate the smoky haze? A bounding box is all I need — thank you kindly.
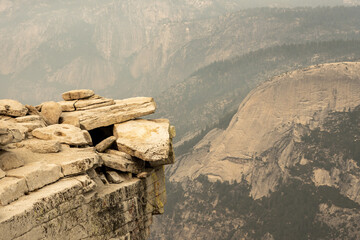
[0,0,351,105]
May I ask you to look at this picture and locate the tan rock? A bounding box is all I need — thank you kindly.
[144,166,167,215]
[61,97,156,130]
[170,125,176,139]
[41,101,62,125]
[7,162,63,191]
[0,128,7,135]
[25,105,40,115]
[0,151,24,170]
[82,130,93,145]
[59,152,101,176]
[59,98,115,112]
[62,89,95,101]
[0,169,5,179]
[95,136,116,152]
[0,121,27,143]
[59,115,80,128]
[0,99,28,117]
[0,127,13,146]
[15,115,43,123]
[23,139,62,153]
[18,122,46,132]
[73,175,97,193]
[98,172,109,184]
[114,119,173,163]
[100,151,145,174]
[32,124,90,146]
[86,168,105,187]
[149,142,175,167]
[15,115,46,132]
[0,177,28,205]
[105,171,131,184]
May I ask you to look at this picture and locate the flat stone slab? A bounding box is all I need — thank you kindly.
[0,151,24,171]
[6,162,63,192]
[15,115,43,123]
[32,124,91,146]
[59,98,115,112]
[61,97,156,130]
[5,147,100,177]
[62,89,95,101]
[0,177,28,205]
[100,150,145,174]
[22,139,62,153]
[114,119,173,163]
[14,115,46,133]
[0,99,28,117]
[58,152,101,176]
[95,136,116,153]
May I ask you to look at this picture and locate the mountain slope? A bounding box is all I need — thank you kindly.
[169,62,360,186]
[151,62,360,239]
[155,40,360,144]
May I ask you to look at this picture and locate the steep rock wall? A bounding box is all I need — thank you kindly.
[169,62,360,198]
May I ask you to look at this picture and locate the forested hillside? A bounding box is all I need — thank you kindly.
[156,40,360,148]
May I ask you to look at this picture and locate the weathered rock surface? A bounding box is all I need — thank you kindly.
[114,119,173,164]
[41,101,62,125]
[61,97,156,130]
[0,99,28,117]
[32,124,90,146]
[14,115,46,132]
[59,97,115,112]
[6,162,63,191]
[170,62,360,189]
[25,105,40,116]
[62,89,95,101]
[95,136,116,153]
[106,171,131,184]
[100,151,145,174]
[59,151,101,176]
[0,90,175,240]
[0,121,27,143]
[0,151,24,171]
[0,177,28,205]
[22,139,62,153]
[153,63,360,240]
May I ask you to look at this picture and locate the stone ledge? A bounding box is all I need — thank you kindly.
[0,90,175,240]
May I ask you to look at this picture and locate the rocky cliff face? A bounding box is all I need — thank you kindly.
[0,90,175,239]
[169,62,360,195]
[152,62,360,239]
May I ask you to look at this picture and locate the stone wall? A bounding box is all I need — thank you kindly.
[0,90,175,240]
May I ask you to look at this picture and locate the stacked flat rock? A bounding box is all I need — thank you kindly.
[0,90,175,240]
